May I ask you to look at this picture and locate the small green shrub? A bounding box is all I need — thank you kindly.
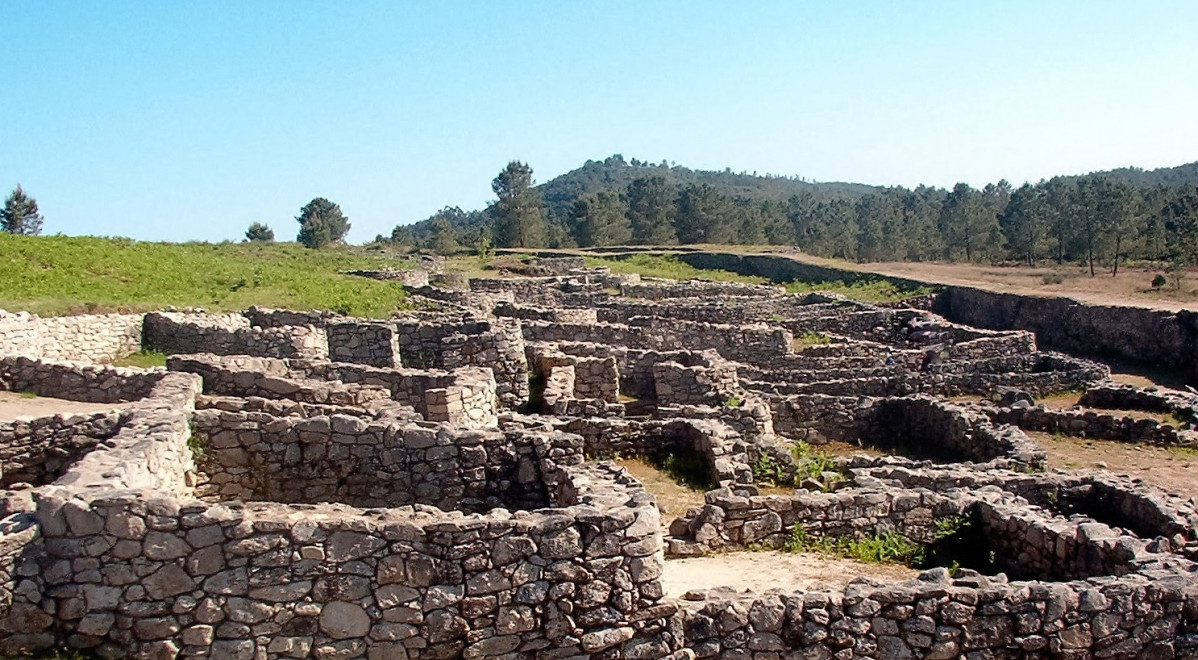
[751,452,787,486]
[723,394,744,408]
[791,441,840,483]
[649,450,713,491]
[1041,272,1064,285]
[795,331,832,348]
[187,425,209,461]
[18,391,38,399]
[1152,273,1168,290]
[783,526,924,565]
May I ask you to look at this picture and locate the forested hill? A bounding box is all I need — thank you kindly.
[536,155,877,222]
[390,155,1198,274]
[396,155,879,247]
[1079,161,1198,189]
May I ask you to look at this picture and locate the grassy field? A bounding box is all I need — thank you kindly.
[0,234,415,317]
[584,254,929,303]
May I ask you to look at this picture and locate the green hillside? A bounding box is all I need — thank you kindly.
[0,234,413,317]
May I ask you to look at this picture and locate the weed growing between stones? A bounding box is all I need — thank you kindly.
[18,391,37,399]
[782,512,994,572]
[186,426,209,461]
[723,394,744,407]
[784,526,924,565]
[751,441,842,489]
[794,331,832,350]
[112,349,167,369]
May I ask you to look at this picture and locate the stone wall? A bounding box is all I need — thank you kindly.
[0,310,142,363]
[27,461,680,659]
[985,403,1198,448]
[326,321,400,367]
[170,354,500,430]
[523,318,793,365]
[620,279,786,300]
[1079,382,1198,423]
[144,313,328,360]
[936,286,1198,379]
[394,316,529,409]
[0,411,123,487]
[652,350,741,407]
[769,394,1045,470]
[192,410,580,511]
[0,356,169,403]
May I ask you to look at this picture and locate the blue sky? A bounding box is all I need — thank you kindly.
[2,1,1196,243]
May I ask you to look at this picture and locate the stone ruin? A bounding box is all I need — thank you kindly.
[1,264,1198,659]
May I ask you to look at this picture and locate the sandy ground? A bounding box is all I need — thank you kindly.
[1029,431,1198,500]
[0,391,126,422]
[661,551,918,597]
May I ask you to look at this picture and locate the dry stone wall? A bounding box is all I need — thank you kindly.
[0,411,123,487]
[0,310,142,363]
[0,356,168,403]
[144,313,328,360]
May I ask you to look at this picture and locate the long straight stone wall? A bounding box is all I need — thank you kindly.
[0,310,142,363]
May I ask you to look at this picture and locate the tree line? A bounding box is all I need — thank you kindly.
[390,159,1198,275]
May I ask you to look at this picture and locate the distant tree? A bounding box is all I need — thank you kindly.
[1096,178,1139,276]
[1000,183,1046,266]
[939,183,991,262]
[1,185,43,235]
[570,191,631,247]
[1041,177,1078,264]
[676,183,735,244]
[625,176,677,244]
[733,196,767,245]
[244,222,274,242]
[296,198,350,249]
[389,225,414,248]
[427,217,459,255]
[1160,189,1198,285]
[489,161,546,248]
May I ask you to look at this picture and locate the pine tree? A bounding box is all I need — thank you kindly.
[489,161,546,248]
[625,176,678,245]
[1,185,44,235]
[296,198,350,249]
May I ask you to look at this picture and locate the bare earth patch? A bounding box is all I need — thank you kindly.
[1031,431,1198,500]
[616,458,707,522]
[662,551,919,597]
[0,391,127,422]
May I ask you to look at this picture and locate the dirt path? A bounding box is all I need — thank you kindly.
[0,391,126,421]
[1030,431,1198,499]
[662,551,918,596]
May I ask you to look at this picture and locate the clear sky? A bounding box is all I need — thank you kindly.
[2,1,1196,243]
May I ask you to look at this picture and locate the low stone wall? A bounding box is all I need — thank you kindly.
[342,267,430,287]
[0,356,168,403]
[984,403,1198,447]
[524,317,793,365]
[0,411,123,487]
[242,307,345,329]
[545,415,754,488]
[195,394,422,423]
[0,310,142,363]
[677,563,1196,660]
[394,316,529,409]
[1080,382,1198,423]
[170,354,499,430]
[192,410,580,511]
[769,394,1045,470]
[494,301,598,325]
[620,279,786,300]
[144,313,328,360]
[326,321,400,367]
[652,350,741,407]
[28,461,679,659]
